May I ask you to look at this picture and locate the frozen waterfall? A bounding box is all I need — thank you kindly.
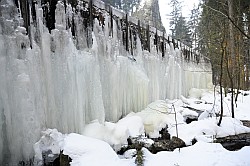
[0,0,212,164]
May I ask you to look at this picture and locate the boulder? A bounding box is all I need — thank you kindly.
[148,136,186,153]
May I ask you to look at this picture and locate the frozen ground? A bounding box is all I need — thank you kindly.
[34,88,250,166]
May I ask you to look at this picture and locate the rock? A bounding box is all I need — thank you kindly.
[42,150,72,166]
[215,133,250,151]
[241,120,250,127]
[118,131,185,155]
[171,136,186,147]
[191,138,197,145]
[159,127,171,140]
[42,150,59,165]
[118,136,153,155]
[186,117,198,124]
[148,136,186,153]
[243,93,249,96]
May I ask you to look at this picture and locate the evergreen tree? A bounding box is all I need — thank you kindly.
[168,0,191,46]
[169,0,182,37]
[101,0,141,14]
[188,4,200,50]
[175,15,191,46]
[101,0,122,9]
[122,0,140,14]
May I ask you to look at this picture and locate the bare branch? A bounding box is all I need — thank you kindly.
[203,4,250,39]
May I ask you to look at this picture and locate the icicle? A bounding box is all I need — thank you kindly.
[0,1,213,164]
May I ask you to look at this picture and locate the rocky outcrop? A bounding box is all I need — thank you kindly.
[133,0,165,32]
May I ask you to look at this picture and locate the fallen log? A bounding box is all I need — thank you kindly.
[215,133,250,151]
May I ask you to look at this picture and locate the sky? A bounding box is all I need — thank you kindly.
[159,0,200,34]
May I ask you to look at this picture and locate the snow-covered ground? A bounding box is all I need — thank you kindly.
[34,88,250,166]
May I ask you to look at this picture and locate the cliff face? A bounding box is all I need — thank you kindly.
[98,0,165,31]
[133,0,165,32]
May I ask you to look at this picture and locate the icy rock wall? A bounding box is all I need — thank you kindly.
[0,0,212,164]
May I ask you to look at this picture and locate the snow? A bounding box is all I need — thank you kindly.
[33,129,64,162]
[116,114,145,137]
[82,115,144,150]
[168,117,250,145]
[33,89,250,165]
[135,100,184,138]
[81,93,250,147]
[63,133,133,166]
[143,142,250,166]
[34,120,250,166]
[235,92,250,120]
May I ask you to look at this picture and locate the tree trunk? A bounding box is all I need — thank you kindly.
[247,8,250,90]
[227,0,236,118]
[218,44,225,126]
